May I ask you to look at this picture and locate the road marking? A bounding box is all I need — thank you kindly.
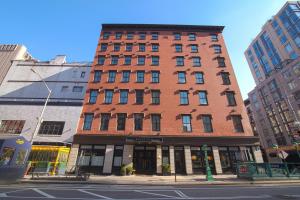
[32,188,55,198]
[175,190,190,198]
[78,189,113,199]
[190,195,272,199]
[0,193,7,197]
[134,190,180,199]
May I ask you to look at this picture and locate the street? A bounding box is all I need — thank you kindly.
[0,184,299,200]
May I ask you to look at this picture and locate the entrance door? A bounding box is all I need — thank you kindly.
[133,146,156,174]
[175,147,186,174]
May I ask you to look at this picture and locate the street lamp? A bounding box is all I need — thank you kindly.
[201,144,214,181]
[29,68,52,145]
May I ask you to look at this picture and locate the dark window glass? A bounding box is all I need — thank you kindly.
[211,34,218,42]
[0,120,25,134]
[175,44,182,52]
[136,71,145,83]
[111,56,119,65]
[114,43,120,52]
[117,113,126,130]
[105,90,113,104]
[122,71,130,82]
[119,90,128,104]
[152,56,159,65]
[174,33,181,40]
[72,86,83,92]
[232,115,244,133]
[94,70,102,82]
[217,57,226,67]
[193,57,201,67]
[98,56,105,65]
[202,115,213,133]
[182,115,192,132]
[38,121,65,135]
[100,113,110,131]
[178,72,186,83]
[195,72,204,84]
[139,32,146,40]
[213,45,222,53]
[226,91,236,106]
[198,91,208,105]
[124,56,132,65]
[221,72,231,85]
[134,113,144,130]
[135,90,144,104]
[81,71,85,78]
[126,43,133,51]
[176,56,184,66]
[83,114,93,130]
[151,114,161,131]
[189,33,196,41]
[138,56,145,65]
[191,44,198,53]
[151,90,160,104]
[108,71,116,83]
[100,43,108,52]
[103,32,110,39]
[139,43,146,52]
[180,91,189,105]
[151,32,158,40]
[151,71,160,83]
[115,32,122,39]
[127,32,133,40]
[152,44,159,52]
[89,90,98,104]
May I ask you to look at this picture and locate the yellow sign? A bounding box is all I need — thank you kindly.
[16,139,24,145]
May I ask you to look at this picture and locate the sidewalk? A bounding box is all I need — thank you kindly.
[20,174,300,185]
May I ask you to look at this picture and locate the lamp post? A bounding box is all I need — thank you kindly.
[202,144,214,181]
[29,68,52,145]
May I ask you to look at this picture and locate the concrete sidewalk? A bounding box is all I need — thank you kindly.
[20,174,300,185]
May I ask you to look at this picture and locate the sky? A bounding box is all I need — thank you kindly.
[0,0,288,99]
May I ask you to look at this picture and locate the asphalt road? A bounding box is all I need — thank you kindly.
[0,184,299,200]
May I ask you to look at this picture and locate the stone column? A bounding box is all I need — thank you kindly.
[122,145,133,167]
[103,145,114,174]
[239,146,247,161]
[156,145,162,174]
[252,146,264,163]
[184,146,193,175]
[212,146,223,174]
[169,146,175,174]
[66,144,79,172]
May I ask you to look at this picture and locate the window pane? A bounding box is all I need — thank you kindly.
[83,114,93,130]
[202,115,213,133]
[182,115,192,132]
[134,114,144,130]
[100,114,110,130]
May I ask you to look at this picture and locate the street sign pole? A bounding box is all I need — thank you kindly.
[202,144,214,181]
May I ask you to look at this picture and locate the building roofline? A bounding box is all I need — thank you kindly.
[101,23,224,32]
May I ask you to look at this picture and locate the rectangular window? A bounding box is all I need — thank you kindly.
[152,56,159,65]
[119,90,128,104]
[100,43,108,52]
[138,56,145,65]
[100,113,110,131]
[191,44,198,53]
[151,32,158,40]
[126,43,133,51]
[152,44,159,52]
[139,32,146,40]
[89,90,98,104]
[175,44,182,52]
[232,115,244,133]
[94,70,102,82]
[80,71,85,78]
[103,32,110,39]
[104,90,113,104]
[178,72,186,83]
[124,56,132,65]
[182,115,192,132]
[193,57,201,67]
[226,91,236,106]
[213,45,222,53]
[114,43,120,52]
[122,71,130,82]
[98,56,105,65]
[195,72,204,84]
[72,86,83,92]
[0,147,15,166]
[221,72,231,85]
[108,71,116,83]
[136,71,145,83]
[115,32,122,39]
[176,56,184,66]
[217,57,225,67]
[111,56,119,65]
[151,71,160,83]
[139,43,146,52]
[198,91,208,105]
[174,33,181,40]
[189,33,196,41]
[61,86,68,92]
[83,114,93,130]
[117,113,126,131]
[134,113,144,131]
[127,32,133,40]
[38,121,65,135]
[211,34,218,42]
[151,114,161,131]
[180,91,189,105]
[151,90,160,104]
[135,90,144,104]
[202,115,213,133]
[0,120,25,134]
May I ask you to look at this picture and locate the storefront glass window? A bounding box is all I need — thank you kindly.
[0,147,15,166]
[15,149,27,165]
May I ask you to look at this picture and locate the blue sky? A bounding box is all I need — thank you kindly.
[0,0,287,99]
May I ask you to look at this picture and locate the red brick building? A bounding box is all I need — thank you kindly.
[67,24,263,175]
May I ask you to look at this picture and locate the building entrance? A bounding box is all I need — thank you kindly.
[175,146,186,174]
[133,146,156,174]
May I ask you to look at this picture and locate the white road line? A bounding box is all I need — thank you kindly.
[134,190,180,199]
[32,188,55,199]
[78,189,113,199]
[191,195,272,199]
[175,190,190,198]
[0,193,7,197]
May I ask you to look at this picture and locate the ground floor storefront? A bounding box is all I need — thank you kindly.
[67,135,263,175]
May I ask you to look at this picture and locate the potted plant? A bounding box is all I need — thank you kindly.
[120,164,126,176]
[162,164,171,175]
[126,165,134,175]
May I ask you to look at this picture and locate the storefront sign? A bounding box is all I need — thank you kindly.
[16,139,24,145]
[126,137,163,144]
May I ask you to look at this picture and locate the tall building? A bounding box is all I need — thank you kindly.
[245,1,300,84]
[245,2,300,162]
[68,24,262,175]
[0,44,32,85]
[0,55,91,174]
